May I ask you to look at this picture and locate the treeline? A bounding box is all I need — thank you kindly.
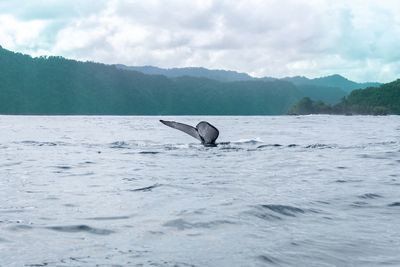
[288,80,400,115]
[121,66,382,105]
[0,46,301,115]
[0,46,388,115]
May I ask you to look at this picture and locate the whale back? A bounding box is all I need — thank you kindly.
[196,121,219,144]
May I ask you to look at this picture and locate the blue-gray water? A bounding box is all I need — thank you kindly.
[1,115,399,266]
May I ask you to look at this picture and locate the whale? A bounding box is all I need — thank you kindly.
[160,120,219,146]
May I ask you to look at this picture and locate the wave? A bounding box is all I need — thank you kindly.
[84,215,131,221]
[260,204,305,216]
[45,225,114,235]
[104,139,397,153]
[358,193,383,199]
[258,255,281,265]
[306,144,338,149]
[231,137,264,144]
[388,202,400,207]
[16,140,70,147]
[257,144,283,149]
[163,218,234,230]
[138,151,161,155]
[249,204,307,221]
[128,184,162,192]
[109,141,131,149]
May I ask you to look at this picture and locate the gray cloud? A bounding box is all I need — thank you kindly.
[0,0,399,82]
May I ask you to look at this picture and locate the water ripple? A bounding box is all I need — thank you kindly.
[163,219,234,230]
[110,141,131,149]
[1,115,399,266]
[18,141,70,147]
[358,193,383,199]
[128,184,162,192]
[84,215,131,221]
[249,204,307,221]
[306,144,337,149]
[45,225,114,235]
[258,255,281,265]
[260,204,305,217]
[138,151,161,154]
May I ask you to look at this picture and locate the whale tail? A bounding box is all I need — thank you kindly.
[160,120,219,145]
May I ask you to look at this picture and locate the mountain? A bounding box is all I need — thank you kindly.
[116,65,254,82]
[1,46,384,115]
[343,79,400,114]
[282,74,382,104]
[119,66,380,104]
[283,74,381,93]
[288,79,400,115]
[0,46,301,115]
[119,65,380,93]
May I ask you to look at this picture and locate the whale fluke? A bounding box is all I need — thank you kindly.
[160,120,219,146]
[160,120,202,141]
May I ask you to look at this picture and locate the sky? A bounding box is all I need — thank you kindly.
[0,0,399,83]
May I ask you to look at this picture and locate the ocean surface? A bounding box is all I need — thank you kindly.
[0,115,399,267]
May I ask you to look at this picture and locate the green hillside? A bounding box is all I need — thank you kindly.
[121,66,376,104]
[344,80,400,114]
[0,46,301,115]
[283,74,380,93]
[288,80,400,115]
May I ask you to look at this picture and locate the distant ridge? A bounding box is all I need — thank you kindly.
[283,74,381,93]
[115,65,254,82]
[118,65,381,93]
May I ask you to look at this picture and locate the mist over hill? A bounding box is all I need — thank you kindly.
[283,75,381,93]
[118,65,381,104]
[117,65,380,91]
[0,46,382,115]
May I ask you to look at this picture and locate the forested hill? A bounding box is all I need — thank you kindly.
[344,79,400,114]
[119,65,381,104]
[0,46,384,115]
[0,46,301,115]
[118,65,380,92]
[282,75,381,93]
[288,80,400,115]
[116,65,254,82]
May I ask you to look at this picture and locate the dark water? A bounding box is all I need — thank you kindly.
[0,115,399,266]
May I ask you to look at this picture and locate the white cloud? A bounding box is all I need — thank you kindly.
[0,15,48,50]
[0,0,399,82]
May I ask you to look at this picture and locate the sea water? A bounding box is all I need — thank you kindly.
[0,115,399,266]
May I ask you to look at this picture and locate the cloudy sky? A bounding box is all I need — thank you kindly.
[0,0,399,82]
